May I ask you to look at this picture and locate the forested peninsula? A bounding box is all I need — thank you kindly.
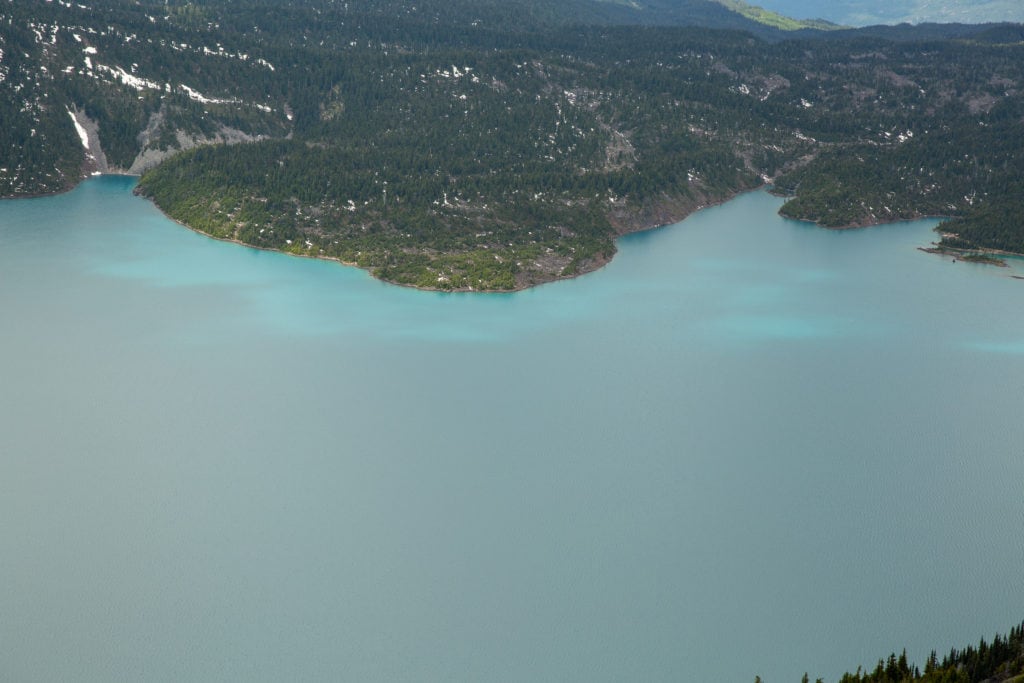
[3,0,1024,290]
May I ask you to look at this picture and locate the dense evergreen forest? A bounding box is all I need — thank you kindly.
[2,0,1023,289]
[774,620,1024,683]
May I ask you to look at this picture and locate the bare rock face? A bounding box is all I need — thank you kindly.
[128,126,266,174]
[72,105,268,176]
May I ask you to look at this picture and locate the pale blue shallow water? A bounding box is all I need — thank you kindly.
[1,175,1022,682]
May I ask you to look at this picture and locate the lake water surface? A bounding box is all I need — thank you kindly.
[2,175,1022,682]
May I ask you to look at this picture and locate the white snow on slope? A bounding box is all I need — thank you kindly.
[179,83,238,105]
[95,63,162,91]
[67,108,89,149]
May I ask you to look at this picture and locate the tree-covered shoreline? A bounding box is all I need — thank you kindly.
[4,0,1024,289]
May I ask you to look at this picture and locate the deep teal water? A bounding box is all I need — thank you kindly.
[2,175,1022,682]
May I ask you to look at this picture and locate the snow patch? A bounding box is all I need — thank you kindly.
[96,63,161,91]
[67,108,89,149]
[178,84,238,105]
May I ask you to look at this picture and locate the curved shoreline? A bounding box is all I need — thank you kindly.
[9,174,1019,291]
[776,204,951,230]
[136,182,767,293]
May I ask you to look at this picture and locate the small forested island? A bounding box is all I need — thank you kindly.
[3,0,1024,289]
[779,619,1024,683]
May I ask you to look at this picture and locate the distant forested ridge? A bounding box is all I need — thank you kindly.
[2,0,1023,289]
[776,620,1024,683]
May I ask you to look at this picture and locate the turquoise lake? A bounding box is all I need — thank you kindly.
[1,175,1022,682]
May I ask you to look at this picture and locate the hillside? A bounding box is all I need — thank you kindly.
[712,0,843,30]
[2,0,1024,289]
[749,0,1024,26]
